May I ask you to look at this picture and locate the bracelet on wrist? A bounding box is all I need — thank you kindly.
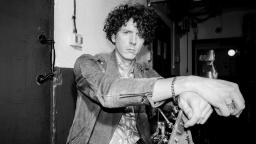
[171,77,178,104]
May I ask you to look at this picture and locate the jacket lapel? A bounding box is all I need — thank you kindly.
[105,50,121,78]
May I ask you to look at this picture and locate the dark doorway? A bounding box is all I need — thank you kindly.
[192,37,255,144]
[0,0,53,144]
[192,37,244,81]
[152,19,173,78]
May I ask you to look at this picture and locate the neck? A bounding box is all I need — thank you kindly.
[115,51,135,78]
[115,50,134,68]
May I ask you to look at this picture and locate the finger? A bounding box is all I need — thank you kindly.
[231,85,245,117]
[219,103,231,117]
[214,103,230,117]
[184,111,200,128]
[184,103,201,128]
[200,107,213,124]
[225,98,236,115]
[226,101,236,115]
[198,104,211,124]
[179,97,193,119]
[215,107,222,115]
[220,81,245,117]
[235,110,243,118]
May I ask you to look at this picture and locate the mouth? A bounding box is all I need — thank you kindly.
[126,49,136,54]
[127,49,136,55]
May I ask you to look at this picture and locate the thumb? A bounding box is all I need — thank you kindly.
[184,109,199,128]
[216,103,231,117]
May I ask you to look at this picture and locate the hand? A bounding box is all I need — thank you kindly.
[187,76,245,117]
[178,91,213,128]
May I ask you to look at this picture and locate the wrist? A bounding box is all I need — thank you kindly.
[151,76,197,102]
[171,77,179,104]
[173,76,193,96]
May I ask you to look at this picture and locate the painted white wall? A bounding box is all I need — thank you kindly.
[54,0,147,68]
[179,10,256,76]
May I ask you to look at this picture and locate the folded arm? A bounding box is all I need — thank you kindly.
[74,54,163,108]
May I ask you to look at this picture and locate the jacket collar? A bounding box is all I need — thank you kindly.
[104,50,121,78]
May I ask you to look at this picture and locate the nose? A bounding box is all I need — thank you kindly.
[130,33,137,45]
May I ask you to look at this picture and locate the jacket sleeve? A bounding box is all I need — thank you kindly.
[74,54,163,108]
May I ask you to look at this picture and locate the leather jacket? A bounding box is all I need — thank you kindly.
[66,50,162,144]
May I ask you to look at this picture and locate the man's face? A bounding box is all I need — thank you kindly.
[112,18,145,61]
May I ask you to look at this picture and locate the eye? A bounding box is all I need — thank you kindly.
[123,30,130,34]
[137,33,143,39]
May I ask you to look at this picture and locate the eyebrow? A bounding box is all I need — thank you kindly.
[121,27,138,33]
[121,29,132,32]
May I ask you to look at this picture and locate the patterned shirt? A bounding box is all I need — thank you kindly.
[109,53,140,144]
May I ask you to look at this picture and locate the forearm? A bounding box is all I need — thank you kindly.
[98,77,159,107]
[152,75,245,117]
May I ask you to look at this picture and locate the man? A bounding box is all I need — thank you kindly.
[66,3,245,144]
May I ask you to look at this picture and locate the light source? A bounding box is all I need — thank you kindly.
[228,49,239,57]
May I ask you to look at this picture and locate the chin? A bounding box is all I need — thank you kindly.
[125,57,135,61]
[121,53,135,59]
[123,55,136,61]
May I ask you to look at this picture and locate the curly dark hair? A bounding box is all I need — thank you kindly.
[103,3,158,45]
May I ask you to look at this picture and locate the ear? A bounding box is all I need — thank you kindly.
[111,34,116,43]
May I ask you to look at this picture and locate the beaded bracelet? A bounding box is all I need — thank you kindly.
[171,77,178,104]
